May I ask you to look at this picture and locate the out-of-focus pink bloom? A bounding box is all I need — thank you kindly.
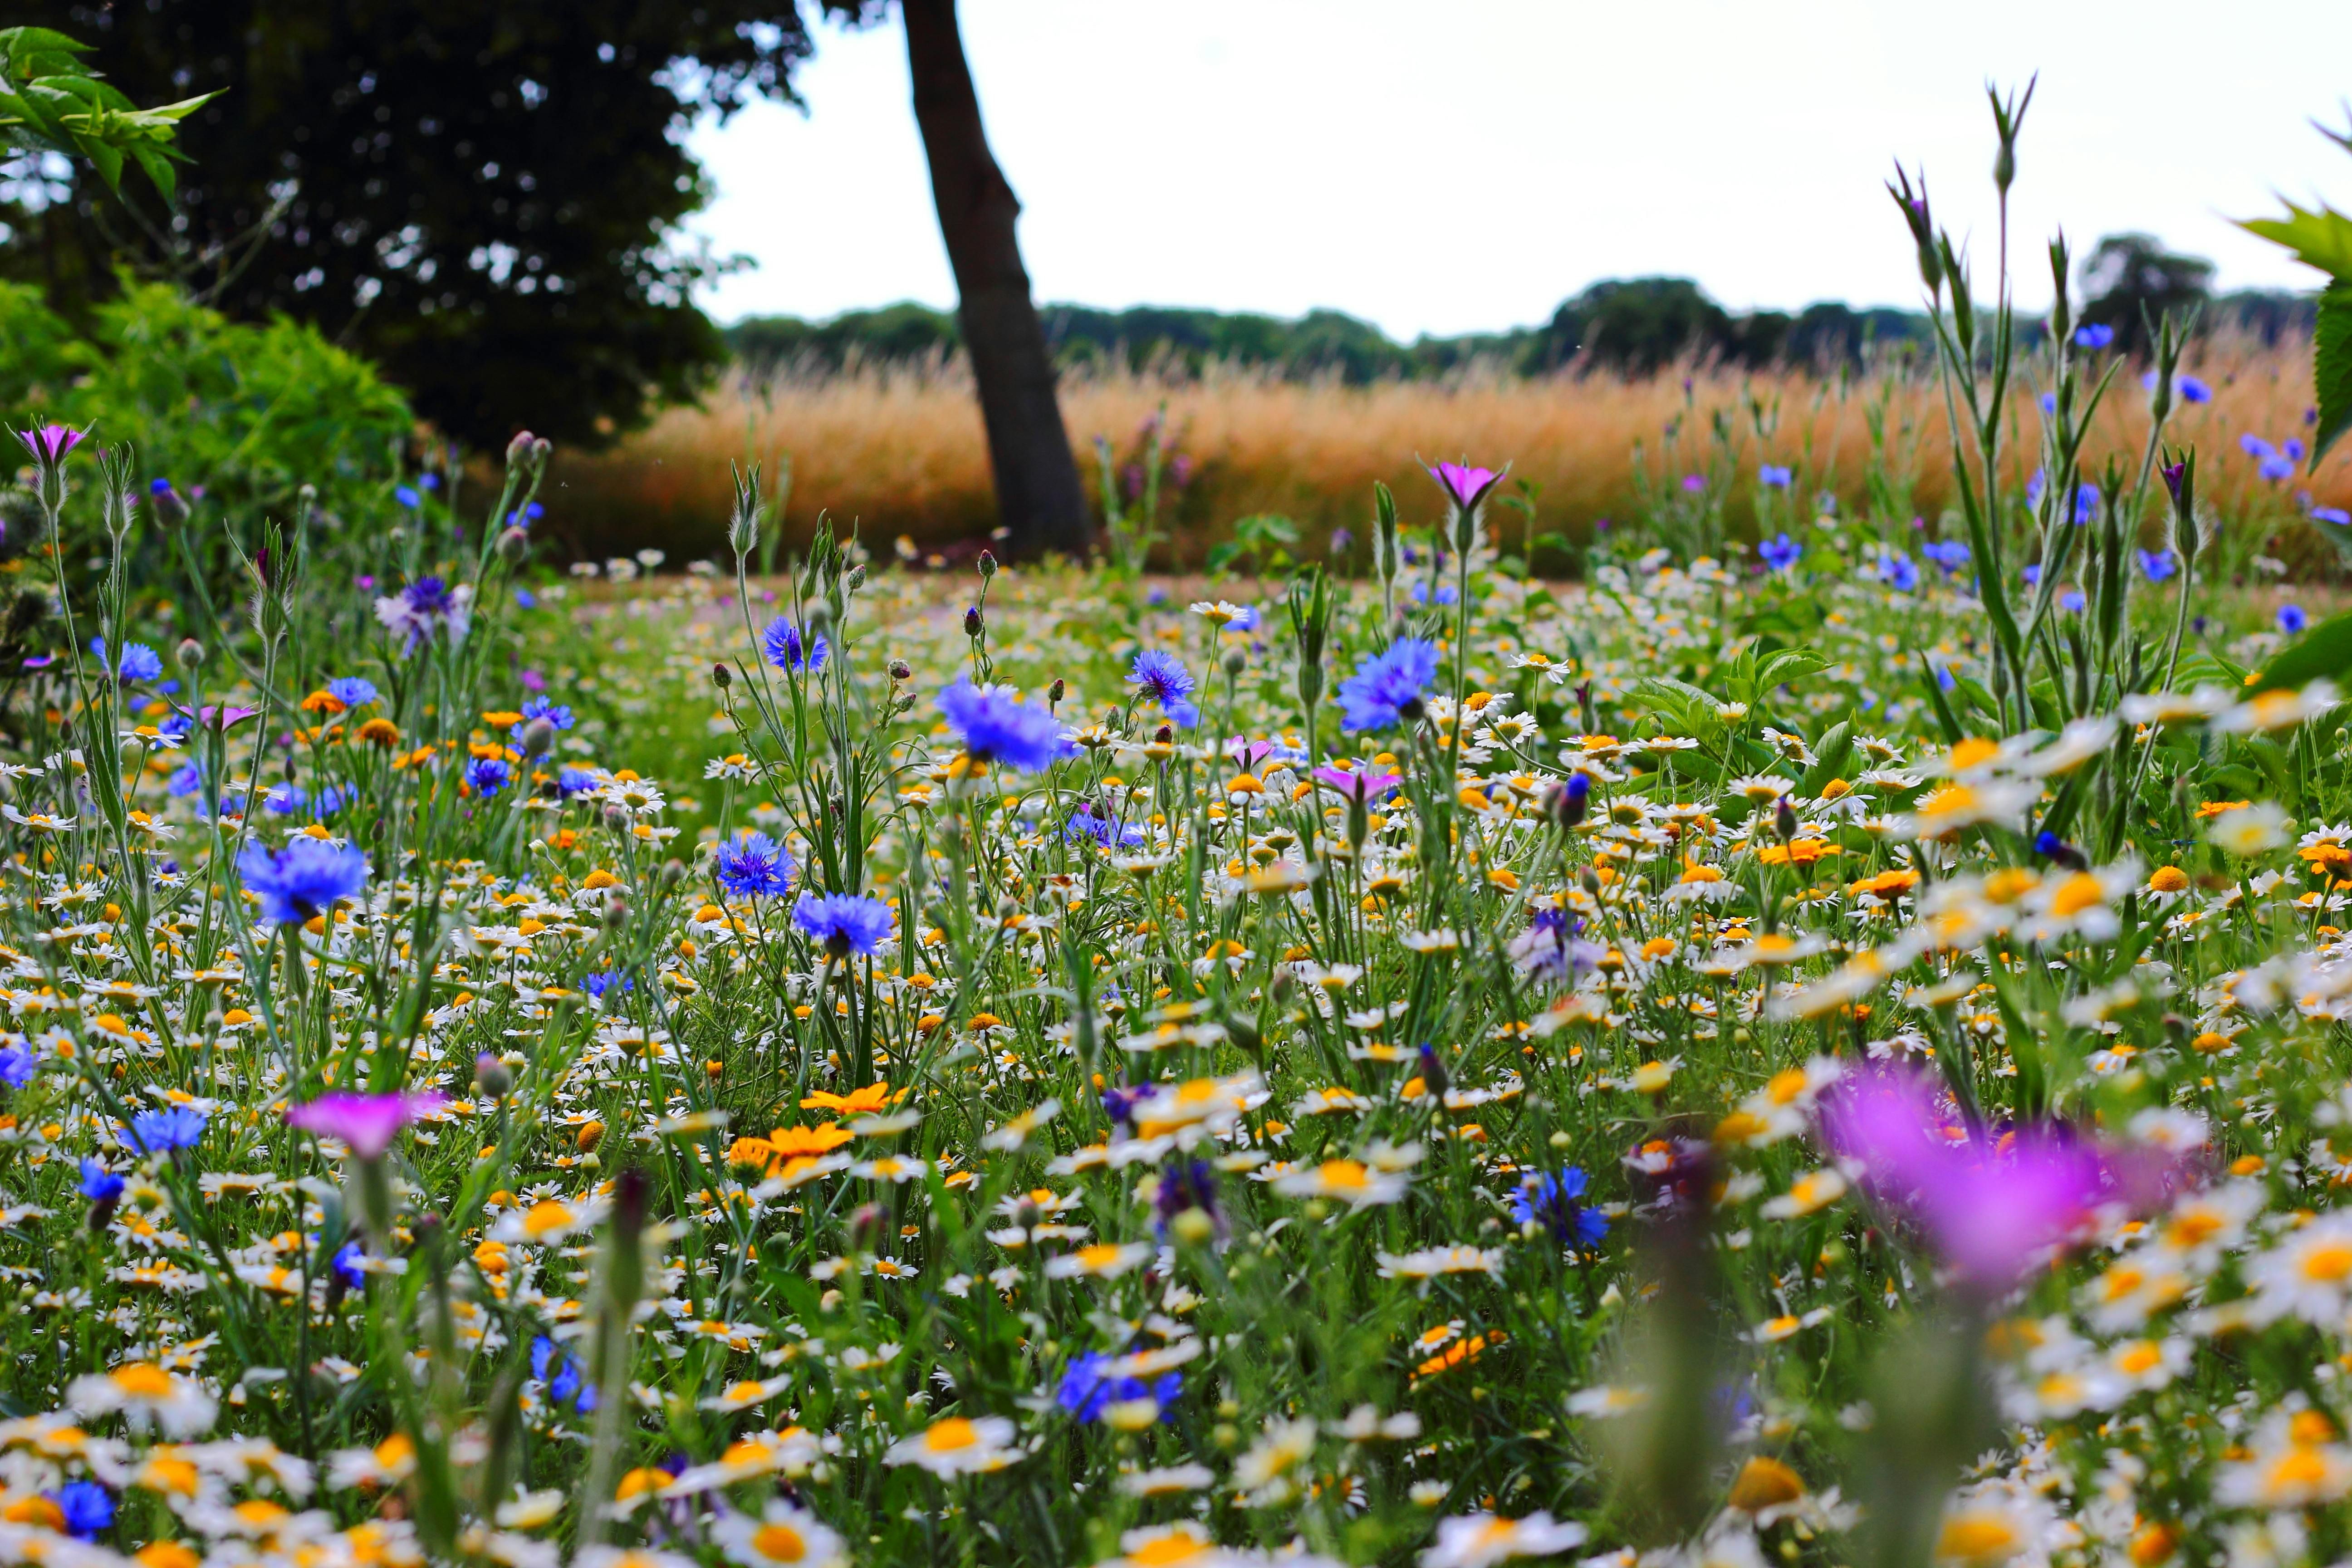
[1820,1069,2154,1289]
[1226,737,1289,771]
[284,1090,449,1160]
[16,425,86,466]
[1427,461,1501,512]
[173,703,260,731]
[1312,764,1400,803]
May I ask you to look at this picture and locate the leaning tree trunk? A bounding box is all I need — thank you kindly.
[902,0,1092,559]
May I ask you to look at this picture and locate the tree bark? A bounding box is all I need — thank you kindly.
[902,0,1091,559]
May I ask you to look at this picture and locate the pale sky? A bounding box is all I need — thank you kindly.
[687,0,2352,339]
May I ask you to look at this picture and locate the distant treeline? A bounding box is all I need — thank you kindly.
[726,261,2317,383]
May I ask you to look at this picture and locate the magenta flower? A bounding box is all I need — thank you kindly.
[284,1090,449,1160]
[1426,461,1502,513]
[1312,764,1401,804]
[1819,1069,2146,1290]
[16,425,87,466]
[172,702,261,732]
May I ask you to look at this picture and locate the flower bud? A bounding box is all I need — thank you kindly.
[603,896,630,927]
[1221,648,1246,679]
[602,804,628,831]
[844,564,867,593]
[474,1051,513,1098]
[978,549,997,578]
[149,479,190,527]
[175,638,204,671]
[1543,773,1590,831]
[531,438,552,466]
[520,718,555,758]
[1774,795,1799,843]
[963,606,983,639]
[495,526,529,565]
[660,858,686,889]
[1048,677,1066,706]
[889,659,913,682]
[711,662,731,690]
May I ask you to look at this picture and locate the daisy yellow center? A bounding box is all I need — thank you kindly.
[2114,1343,2162,1375]
[2269,1450,2329,1491]
[2300,1241,2352,1283]
[2048,873,2105,918]
[926,1417,980,1451]
[112,1362,176,1398]
[524,1201,575,1238]
[751,1524,808,1562]
[1074,1244,1123,1270]
[1766,1068,1808,1104]
[1936,1513,2022,1563]
[1319,1159,1368,1189]
[1131,1534,1210,1566]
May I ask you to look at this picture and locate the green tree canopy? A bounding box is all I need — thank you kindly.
[3,2,848,451]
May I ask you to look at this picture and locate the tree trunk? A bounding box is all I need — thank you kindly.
[902,0,1091,559]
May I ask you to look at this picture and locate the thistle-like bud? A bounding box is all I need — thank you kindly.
[149,478,190,527]
[603,895,629,928]
[1048,677,1066,706]
[889,659,913,683]
[505,430,537,470]
[474,1051,513,1098]
[602,804,628,832]
[847,1201,888,1254]
[1221,648,1246,679]
[495,526,529,565]
[176,638,204,671]
[660,858,686,889]
[978,549,997,578]
[711,662,731,691]
[531,438,552,466]
[520,718,555,758]
[2162,450,2200,568]
[963,606,983,639]
[1544,772,1590,831]
[844,563,866,593]
[1774,795,1799,843]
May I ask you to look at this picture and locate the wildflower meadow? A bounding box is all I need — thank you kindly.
[15,74,2352,1568]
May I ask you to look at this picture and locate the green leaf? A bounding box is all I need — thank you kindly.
[2318,284,2352,468]
[2254,603,2352,692]
[2239,202,2352,281]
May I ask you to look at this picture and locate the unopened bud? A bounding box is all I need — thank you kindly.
[963,606,983,638]
[602,804,628,831]
[520,718,555,758]
[603,896,629,928]
[1221,648,1246,678]
[505,430,536,470]
[978,549,997,578]
[712,662,732,690]
[1774,796,1799,843]
[473,1052,513,1098]
[889,659,913,682]
[495,526,529,564]
[148,480,190,527]
[844,564,866,593]
[531,438,552,465]
[175,638,204,671]
[660,859,686,889]
[1049,678,1066,706]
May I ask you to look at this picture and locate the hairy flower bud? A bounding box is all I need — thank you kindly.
[978,549,998,579]
[473,1051,513,1098]
[963,606,983,639]
[519,718,555,759]
[889,659,913,683]
[175,638,204,671]
[711,662,732,691]
[495,526,529,565]
[148,479,190,527]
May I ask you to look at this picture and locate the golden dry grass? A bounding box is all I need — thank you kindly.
[545,337,2352,564]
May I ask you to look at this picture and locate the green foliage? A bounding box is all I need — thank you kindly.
[2319,283,2352,468]
[0,277,411,543]
[0,25,212,200]
[1,1,858,451]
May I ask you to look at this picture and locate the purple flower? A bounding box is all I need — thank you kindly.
[0,1042,33,1088]
[1879,550,1920,593]
[715,831,794,898]
[374,577,472,650]
[2073,324,2115,350]
[1337,638,1440,732]
[328,676,379,708]
[2136,549,2176,583]
[15,424,85,466]
[51,1480,113,1540]
[1757,464,1793,489]
[1510,1166,1607,1246]
[794,891,895,957]
[236,837,369,925]
[124,1105,208,1156]
[2314,506,2352,526]
[2280,603,2308,635]
[2178,376,2211,404]
[284,1091,450,1161]
[1311,764,1400,803]
[1681,473,1707,493]
[937,677,1066,772]
[1427,461,1502,512]
[1819,1069,2144,1289]
[465,756,510,795]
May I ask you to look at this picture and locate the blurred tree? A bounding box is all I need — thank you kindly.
[900,0,1088,557]
[2078,233,2214,354]
[1534,279,1733,376]
[0,2,826,452]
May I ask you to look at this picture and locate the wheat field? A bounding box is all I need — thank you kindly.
[544,337,2352,564]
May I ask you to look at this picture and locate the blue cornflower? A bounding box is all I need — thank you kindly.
[2280,603,2308,635]
[1511,1166,1608,1247]
[2060,590,2087,613]
[2037,392,2056,416]
[311,784,350,819]
[78,1158,123,1202]
[531,1335,597,1412]
[466,757,511,796]
[1337,637,1440,733]
[1758,533,1801,572]
[157,710,194,744]
[2316,506,2352,526]
[167,763,203,799]
[114,642,162,683]
[558,766,602,797]
[936,676,1067,771]
[2178,376,2211,405]
[51,1480,113,1539]
[395,485,422,510]
[332,1240,368,1290]
[761,615,830,674]
[2073,483,2101,525]
[519,695,574,730]
[263,784,307,816]
[2260,454,2294,483]
[515,588,538,610]
[236,838,369,925]
[581,970,634,1000]
[1128,649,1199,729]
[715,831,794,898]
[0,1042,33,1088]
[1063,803,1143,849]
[2137,549,2176,583]
[1408,579,1459,607]
[1055,1352,1182,1424]
[1757,464,1793,489]
[1921,539,1971,575]
[1878,552,1919,593]
[125,1105,208,1156]
[794,892,895,957]
[2073,324,2115,350]
[2023,563,2043,588]
[2241,434,2276,460]
[328,676,379,708]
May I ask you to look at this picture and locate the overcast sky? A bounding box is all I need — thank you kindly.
[686,0,2352,339]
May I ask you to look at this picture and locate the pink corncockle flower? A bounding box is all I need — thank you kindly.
[173,703,261,731]
[16,425,87,466]
[1819,1069,2163,1291]
[284,1091,450,1160]
[1226,737,1290,772]
[1426,461,1502,513]
[1312,764,1401,804]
